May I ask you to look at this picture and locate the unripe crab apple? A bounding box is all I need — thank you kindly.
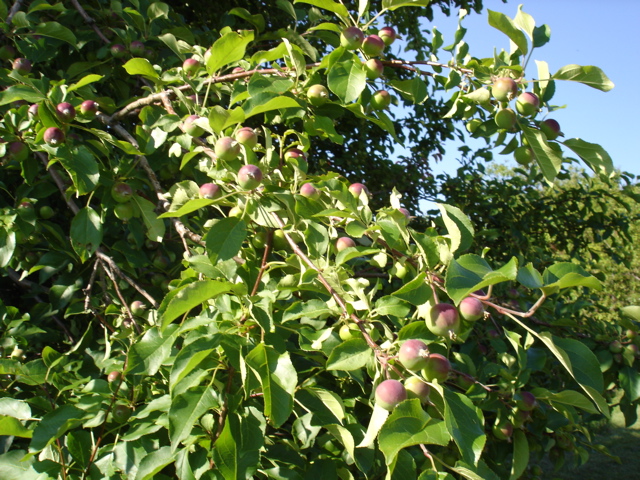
[514,391,537,411]
[421,353,451,383]
[371,89,392,110]
[307,84,329,107]
[110,44,126,58]
[362,35,385,57]
[112,404,131,423]
[375,379,407,411]
[130,300,146,316]
[494,108,517,130]
[340,26,364,50]
[114,202,134,221]
[378,26,397,46]
[8,142,28,162]
[111,182,133,203]
[130,40,145,57]
[39,205,54,219]
[214,136,241,161]
[404,376,430,403]
[80,100,98,118]
[609,340,623,353]
[348,182,370,197]
[398,207,411,219]
[336,236,356,251]
[43,127,65,146]
[459,296,484,322]
[56,102,76,123]
[514,145,534,165]
[426,303,461,337]
[300,183,320,199]
[492,421,513,440]
[183,115,204,137]
[516,92,540,117]
[284,148,308,171]
[12,58,32,75]
[183,57,201,76]
[339,324,360,341]
[237,164,263,190]
[492,77,518,102]
[235,127,258,149]
[540,118,561,140]
[398,339,429,370]
[199,182,221,199]
[107,370,121,383]
[364,58,384,80]
[28,103,39,117]
[0,45,17,61]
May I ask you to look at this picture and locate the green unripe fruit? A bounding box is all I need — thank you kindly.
[364,58,384,80]
[237,164,263,190]
[339,324,359,341]
[466,118,482,134]
[200,183,221,199]
[362,35,385,57]
[609,340,623,353]
[492,77,518,102]
[516,92,540,117]
[340,26,364,50]
[235,127,258,149]
[39,205,54,219]
[370,90,391,110]
[336,236,356,251]
[130,300,146,316]
[404,376,430,403]
[130,40,145,57]
[426,303,461,337]
[378,26,397,46]
[398,339,429,370]
[375,379,407,411]
[421,353,451,383]
[307,84,329,107]
[184,115,205,137]
[12,58,32,75]
[300,183,320,199]
[494,108,517,130]
[110,44,127,58]
[8,142,29,162]
[492,421,513,440]
[183,58,201,76]
[112,404,131,423]
[111,182,133,203]
[114,202,134,221]
[540,118,561,140]
[80,100,98,118]
[514,391,537,411]
[459,296,484,322]
[228,206,244,218]
[215,136,241,161]
[514,146,534,165]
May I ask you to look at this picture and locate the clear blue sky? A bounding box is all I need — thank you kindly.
[411,0,640,177]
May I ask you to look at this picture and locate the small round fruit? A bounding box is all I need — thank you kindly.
[375,379,407,411]
[114,203,134,221]
[494,108,517,130]
[228,205,244,218]
[235,127,258,149]
[378,26,397,46]
[107,371,121,383]
[110,44,127,58]
[514,146,534,165]
[459,296,484,322]
[200,182,221,199]
[39,205,54,219]
[370,90,391,110]
[340,26,364,50]
[8,142,28,162]
[43,127,65,146]
[56,102,76,123]
[364,58,384,80]
[130,40,145,57]
[284,148,307,162]
[300,183,320,199]
[609,340,623,353]
[130,300,146,316]
[514,391,537,411]
[515,92,540,117]
[540,118,561,140]
[183,115,204,137]
[398,339,429,370]
[336,236,356,251]
[421,353,451,383]
[12,58,32,75]
[348,182,369,198]
[214,136,241,161]
[237,164,263,190]
[112,404,131,423]
[362,35,385,57]
[404,376,430,403]
[466,118,482,134]
[183,57,201,76]
[426,303,461,337]
[80,100,98,118]
[339,324,359,341]
[493,421,513,440]
[111,182,133,203]
[28,103,39,117]
[492,77,518,102]
[307,84,329,107]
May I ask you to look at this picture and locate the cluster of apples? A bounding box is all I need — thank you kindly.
[109,40,152,60]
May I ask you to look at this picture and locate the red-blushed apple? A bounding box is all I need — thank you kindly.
[514,146,534,165]
[110,44,126,58]
[183,57,201,76]
[404,376,430,403]
[43,127,65,146]
[364,58,384,80]
[336,236,356,251]
[107,371,121,383]
[237,164,263,190]
[112,404,131,423]
[375,379,407,411]
[56,102,76,123]
[80,100,98,118]
[235,127,258,149]
[493,420,513,440]
[421,353,451,382]
[398,207,410,219]
[8,142,28,162]
[370,89,391,110]
[0,45,17,61]
[426,303,461,337]
[12,58,32,74]
[114,203,134,221]
[111,182,133,203]
[130,40,145,57]
[540,118,561,140]
[183,115,204,137]
[199,182,221,199]
[514,391,537,411]
[214,136,241,161]
[492,77,518,102]
[28,103,39,116]
[609,340,623,353]
[398,339,429,370]
[516,92,540,117]
[459,296,484,322]
[340,26,364,50]
[362,35,385,57]
[307,84,329,107]
[348,182,370,197]
[130,300,146,316]
[378,26,397,46]
[284,148,308,171]
[300,183,320,199]
[494,108,516,130]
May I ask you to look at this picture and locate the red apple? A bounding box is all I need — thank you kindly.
[235,127,258,149]
[56,102,76,123]
[43,127,65,146]
[364,58,384,80]
[426,303,461,337]
[300,183,320,199]
[183,57,201,76]
[375,379,407,411]
[110,44,126,58]
[340,26,365,50]
[80,100,98,118]
[199,182,221,199]
[492,77,518,102]
[370,90,391,110]
[214,136,241,161]
[184,115,204,137]
[378,27,397,46]
[421,353,451,382]
[336,237,356,251]
[398,339,429,370]
[12,58,32,75]
[362,35,385,57]
[237,164,263,190]
[516,92,540,117]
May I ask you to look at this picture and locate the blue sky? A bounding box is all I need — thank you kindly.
[410,0,640,177]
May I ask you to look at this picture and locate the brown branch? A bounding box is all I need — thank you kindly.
[69,0,111,45]
[96,252,158,308]
[97,257,140,333]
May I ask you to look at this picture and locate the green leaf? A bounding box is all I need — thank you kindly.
[516,263,543,289]
[437,203,474,254]
[326,338,373,371]
[159,280,234,329]
[541,262,601,294]
[521,125,563,182]
[212,412,264,479]
[533,24,551,48]
[67,74,103,93]
[243,95,302,118]
[70,207,103,262]
[159,198,215,218]
[206,30,255,74]
[563,138,614,175]
[445,255,518,305]
[0,86,45,105]
[0,416,32,438]
[0,229,16,268]
[622,306,640,322]
[374,296,411,318]
[0,398,32,420]
[411,231,440,269]
[135,446,176,480]
[170,336,221,391]
[619,366,640,402]
[131,194,165,242]
[546,390,599,414]
[169,387,219,452]
[553,64,614,92]
[382,0,431,10]
[391,272,433,306]
[245,344,297,427]
[127,325,180,375]
[328,58,367,104]
[123,58,159,79]
[487,10,528,55]
[56,145,100,195]
[0,450,43,480]
[30,405,85,452]
[509,429,529,480]
[205,217,247,264]
[443,388,485,466]
[229,8,265,32]
[282,299,334,322]
[293,0,349,20]
[335,246,380,266]
[391,78,429,104]
[34,21,77,46]
[296,387,345,425]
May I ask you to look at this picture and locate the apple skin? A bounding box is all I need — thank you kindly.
[398,207,411,219]
[43,127,65,146]
[336,236,356,251]
[112,404,131,423]
[494,108,517,130]
[80,100,98,118]
[39,205,54,219]
[514,391,537,411]
[28,103,39,117]
[200,182,221,199]
[340,26,365,50]
[375,379,407,411]
[378,26,397,46]
[307,84,329,107]
[214,136,241,161]
[237,164,263,190]
[516,92,540,117]
[540,118,561,140]
[348,182,369,198]
[107,371,121,383]
[362,35,385,57]
[183,58,201,76]
[514,146,534,165]
[12,58,32,75]
[111,182,133,203]
[130,300,146,316]
[235,127,258,149]
[183,115,204,137]
[404,376,430,403]
[130,40,145,57]
[421,353,451,383]
[609,340,623,353]
[110,44,127,58]
[56,102,76,123]
[459,296,484,322]
[370,90,391,110]
[114,203,134,221]
[339,324,359,341]
[300,183,320,199]
[426,303,461,337]
[8,142,28,162]
[493,421,513,440]
[398,339,429,370]
[492,77,518,102]
[364,58,384,80]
